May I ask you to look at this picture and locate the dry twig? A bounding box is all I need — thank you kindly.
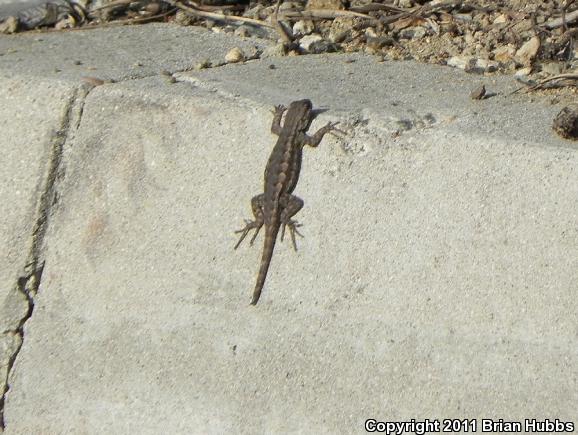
[164,0,273,28]
[530,73,578,90]
[280,8,376,22]
[272,0,292,44]
[545,9,578,29]
[38,8,176,32]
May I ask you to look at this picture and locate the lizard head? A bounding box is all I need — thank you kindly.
[287,99,313,131]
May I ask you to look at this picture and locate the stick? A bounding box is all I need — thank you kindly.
[165,0,274,28]
[272,0,292,43]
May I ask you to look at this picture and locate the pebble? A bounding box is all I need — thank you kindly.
[299,34,323,51]
[514,66,533,77]
[0,16,18,34]
[399,26,427,40]
[225,47,245,63]
[515,35,540,65]
[493,45,516,62]
[447,56,475,70]
[293,20,314,36]
[540,62,564,75]
[493,14,508,24]
[261,43,287,58]
[552,106,578,140]
[470,84,486,100]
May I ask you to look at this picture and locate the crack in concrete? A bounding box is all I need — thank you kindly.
[0,85,89,431]
[0,266,43,431]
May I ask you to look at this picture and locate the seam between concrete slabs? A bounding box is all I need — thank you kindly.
[0,85,88,431]
[0,68,198,430]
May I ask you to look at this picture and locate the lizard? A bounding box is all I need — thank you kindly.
[234,99,338,305]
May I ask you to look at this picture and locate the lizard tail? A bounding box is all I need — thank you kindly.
[250,224,279,305]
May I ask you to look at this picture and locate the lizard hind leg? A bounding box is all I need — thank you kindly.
[234,194,265,249]
[279,194,304,251]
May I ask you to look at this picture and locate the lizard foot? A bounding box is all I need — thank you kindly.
[272,104,286,116]
[234,219,263,249]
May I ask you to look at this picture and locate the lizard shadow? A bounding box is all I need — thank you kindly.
[311,108,329,118]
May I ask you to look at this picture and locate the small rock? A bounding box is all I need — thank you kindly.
[195,59,211,70]
[453,13,473,22]
[329,17,354,43]
[514,66,533,77]
[447,56,475,70]
[280,1,304,11]
[261,43,287,58]
[174,10,192,26]
[293,20,314,36]
[440,22,458,35]
[540,62,564,75]
[308,39,338,54]
[328,28,349,44]
[493,45,516,62]
[552,106,578,140]
[82,76,105,87]
[299,33,323,51]
[0,16,18,34]
[225,47,245,63]
[160,70,176,84]
[144,2,161,14]
[447,55,497,73]
[464,32,475,45]
[515,35,540,65]
[54,15,75,30]
[234,25,251,38]
[243,4,265,19]
[493,14,508,24]
[306,0,344,10]
[367,35,394,50]
[510,18,533,34]
[365,27,378,39]
[399,26,427,40]
[475,58,498,73]
[470,84,486,100]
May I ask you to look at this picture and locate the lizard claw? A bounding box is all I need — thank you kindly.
[272,105,286,116]
[325,121,345,135]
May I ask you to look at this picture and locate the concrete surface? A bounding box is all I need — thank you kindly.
[0,74,79,428]
[0,23,577,434]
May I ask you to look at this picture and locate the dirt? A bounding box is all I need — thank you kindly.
[1,0,577,95]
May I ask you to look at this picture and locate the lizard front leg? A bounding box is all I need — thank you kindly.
[234,194,265,249]
[271,104,286,135]
[279,194,304,251]
[303,121,340,147]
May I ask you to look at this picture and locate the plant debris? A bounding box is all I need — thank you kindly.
[1,0,577,91]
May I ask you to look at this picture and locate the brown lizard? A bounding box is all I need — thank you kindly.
[234,99,338,305]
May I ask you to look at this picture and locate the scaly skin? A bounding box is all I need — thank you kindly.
[234,99,338,305]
